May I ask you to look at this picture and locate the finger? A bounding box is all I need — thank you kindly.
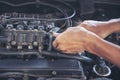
[63,50,77,54]
[62,48,85,54]
[60,48,78,54]
[52,40,58,48]
[53,33,60,37]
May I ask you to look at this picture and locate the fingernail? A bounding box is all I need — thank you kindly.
[53,33,60,37]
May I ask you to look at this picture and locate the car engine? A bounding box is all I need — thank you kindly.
[0,0,120,80]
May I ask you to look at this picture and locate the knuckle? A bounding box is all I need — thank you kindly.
[67,27,73,30]
[83,20,93,24]
[52,40,58,48]
[81,20,89,25]
[52,41,56,46]
[81,20,95,28]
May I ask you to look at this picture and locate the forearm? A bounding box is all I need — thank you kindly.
[80,18,120,38]
[98,18,120,38]
[87,36,120,67]
[107,18,120,32]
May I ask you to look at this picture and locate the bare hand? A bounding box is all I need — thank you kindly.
[53,27,98,54]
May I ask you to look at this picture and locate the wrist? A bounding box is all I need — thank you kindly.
[85,34,103,56]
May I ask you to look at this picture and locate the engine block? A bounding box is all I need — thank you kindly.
[0,12,59,53]
[4,28,45,51]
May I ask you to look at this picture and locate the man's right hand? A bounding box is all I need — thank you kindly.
[52,27,99,54]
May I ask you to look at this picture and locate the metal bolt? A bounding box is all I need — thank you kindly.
[52,71,57,75]
[17,44,22,50]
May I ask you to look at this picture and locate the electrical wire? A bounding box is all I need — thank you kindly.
[0,72,80,80]
[0,0,76,21]
[41,51,94,63]
[54,0,76,26]
[0,48,93,63]
[0,72,40,77]
[37,77,80,80]
[0,0,75,28]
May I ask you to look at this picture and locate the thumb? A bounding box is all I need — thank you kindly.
[53,33,61,37]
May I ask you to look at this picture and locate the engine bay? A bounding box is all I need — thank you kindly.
[0,0,120,80]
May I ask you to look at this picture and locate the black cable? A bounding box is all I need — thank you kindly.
[0,49,93,63]
[0,72,40,77]
[54,0,76,26]
[0,72,80,80]
[0,1,66,20]
[41,51,94,63]
[0,1,76,21]
[0,0,74,28]
[38,77,80,80]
